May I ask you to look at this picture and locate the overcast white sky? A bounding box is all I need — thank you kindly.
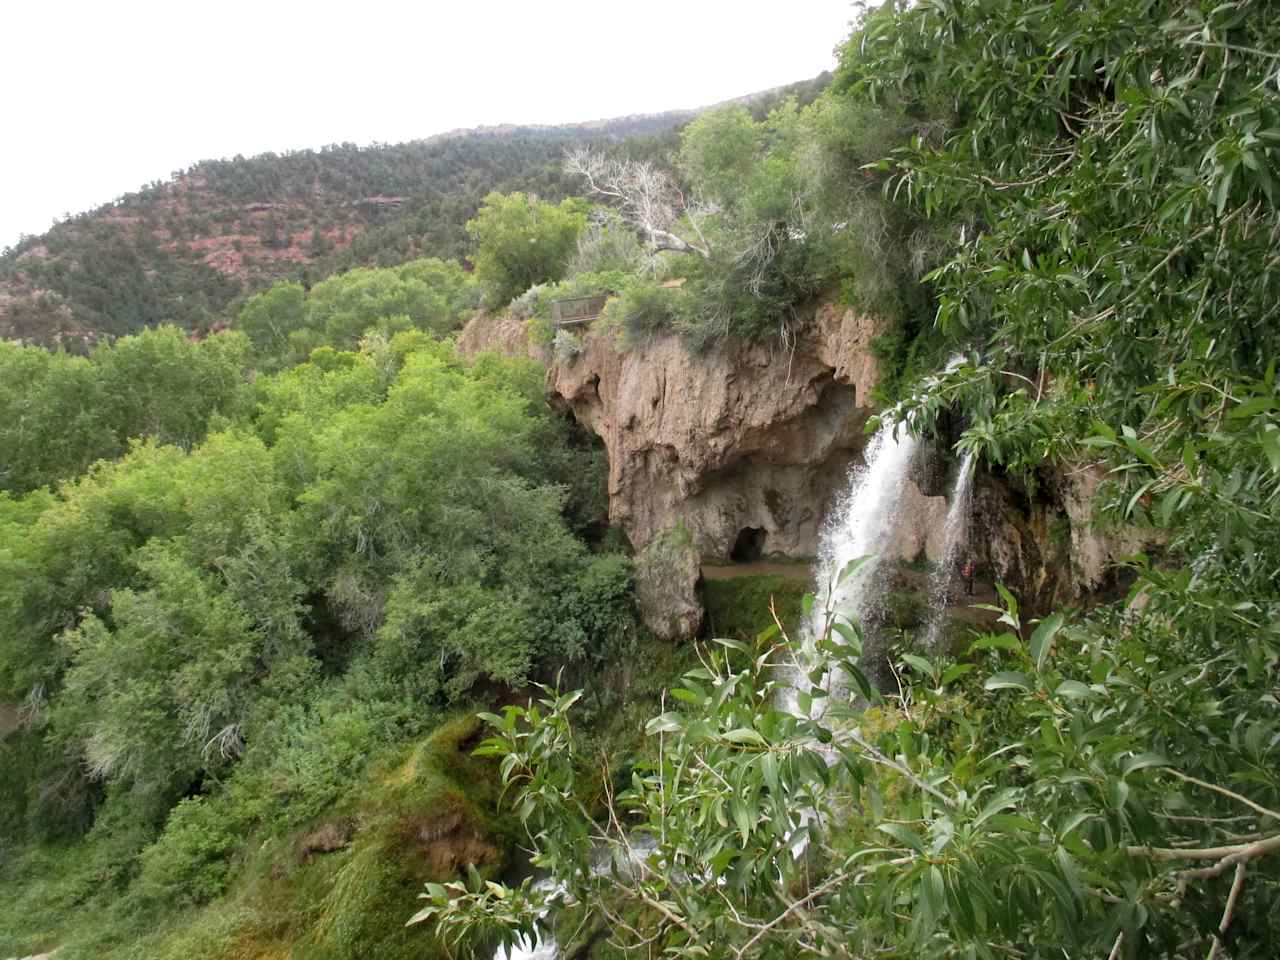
[0,1,857,251]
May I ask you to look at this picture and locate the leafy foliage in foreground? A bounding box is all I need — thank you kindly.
[423,570,1278,958]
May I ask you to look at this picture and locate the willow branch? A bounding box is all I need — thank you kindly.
[1207,862,1248,960]
[1163,768,1280,822]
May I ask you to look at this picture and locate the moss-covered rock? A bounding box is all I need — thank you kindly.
[634,525,703,641]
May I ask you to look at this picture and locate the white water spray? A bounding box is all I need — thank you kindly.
[779,419,921,716]
[811,421,922,635]
[923,452,976,655]
[492,837,659,960]
[494,877,561,960]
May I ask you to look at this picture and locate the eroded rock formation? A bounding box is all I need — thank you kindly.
[974,463,1159,614]
[459,304,952,564]
[634,527,704,641]
[457,304,1151,618]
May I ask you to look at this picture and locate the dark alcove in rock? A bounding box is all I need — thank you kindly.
[730,526,768,563]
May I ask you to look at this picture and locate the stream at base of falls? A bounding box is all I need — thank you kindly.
[495,837,658,960]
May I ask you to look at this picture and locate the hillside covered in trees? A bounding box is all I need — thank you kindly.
[2,2,1279,959]
[0,77,829,351]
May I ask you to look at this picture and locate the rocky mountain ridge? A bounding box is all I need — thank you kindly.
[1,75,830,350]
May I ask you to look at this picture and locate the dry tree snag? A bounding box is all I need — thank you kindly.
[563,147,711,259]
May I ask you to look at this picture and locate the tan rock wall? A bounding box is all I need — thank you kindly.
[457,305,951,564]
[455,307,1145,609]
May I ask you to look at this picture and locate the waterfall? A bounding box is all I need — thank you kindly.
[922,452,975,655]
[495,365,963,957]
[494,878,561,960]
[492,837,659,960]
[810,420,921,635]
[779,418,921,716]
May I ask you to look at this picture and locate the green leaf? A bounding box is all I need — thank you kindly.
[1058,810,1094,839]
[985,671,1034,692]
[969,632,1023,653]
[1054,679,1094,699]
[986,813,1039,834]
[837,554,874,585]
[733,798,753,844]
[994,583,1020,628]
[901,653,934,677]
[974,787,1022,827]
[668,686,706,706]
[1228,396,1276,419]
[846,664,877,700]
[831,619,863,650]
[723,728,767,747]
[1029,612,1064,670]
[941,663,974,686]
[1261,426,1280,473]
[761,752,780,796]
[924,864,946,917]
[1122,752,1168,776]
[646,712,684,735]
[878,822,926,854]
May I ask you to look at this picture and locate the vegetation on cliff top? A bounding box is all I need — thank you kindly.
[0,76,831,350]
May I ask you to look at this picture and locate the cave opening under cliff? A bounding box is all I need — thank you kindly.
[730,526,767,563]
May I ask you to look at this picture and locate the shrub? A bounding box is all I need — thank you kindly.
[602,279,682,346]
[552,329,582,364]
[133,796,248,906]
[466,193,587,309]
[568,211,649,277]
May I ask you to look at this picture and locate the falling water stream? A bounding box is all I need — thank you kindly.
[781,418,921,715]
[811,420,922,634]
[494,838,658,960]
[923,452,976,655]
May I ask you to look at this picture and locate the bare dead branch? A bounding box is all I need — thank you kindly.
[564,147,711,259]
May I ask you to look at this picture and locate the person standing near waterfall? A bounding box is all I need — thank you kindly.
[961,558,975,596]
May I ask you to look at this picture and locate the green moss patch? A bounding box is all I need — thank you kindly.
[702,574,809,642]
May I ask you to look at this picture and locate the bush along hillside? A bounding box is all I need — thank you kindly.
[416,2,1280,958]
[0,257,482,495]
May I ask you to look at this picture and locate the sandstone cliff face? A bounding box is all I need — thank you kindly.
[973,463,1157,614]
[458,304,952,564]
[456,306,1146,615]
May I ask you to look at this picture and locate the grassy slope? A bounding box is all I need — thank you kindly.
[0,716,508,960]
